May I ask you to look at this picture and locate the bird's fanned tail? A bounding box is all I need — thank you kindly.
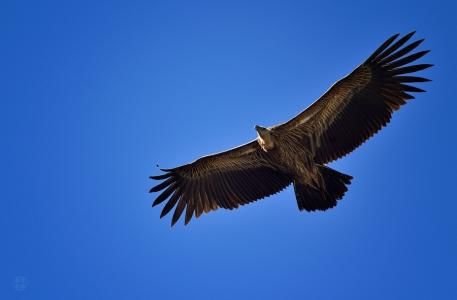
[294,165,353,211]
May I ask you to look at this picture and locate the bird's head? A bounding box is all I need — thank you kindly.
[255,125,275,151]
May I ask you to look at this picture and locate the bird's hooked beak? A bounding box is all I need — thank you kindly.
[255,125,274,151]
[255,125,267,134]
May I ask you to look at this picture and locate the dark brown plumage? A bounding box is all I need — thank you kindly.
[150,32,432,226]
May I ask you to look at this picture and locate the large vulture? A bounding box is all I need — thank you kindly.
[150,32,432,226]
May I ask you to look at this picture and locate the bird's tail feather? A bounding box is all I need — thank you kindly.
[293,165,353,211]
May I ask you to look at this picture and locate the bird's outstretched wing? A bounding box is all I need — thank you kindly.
[150,141,292,226]
[276,32,432,164]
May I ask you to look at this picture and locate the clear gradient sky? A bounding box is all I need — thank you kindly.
[2,0,457,299]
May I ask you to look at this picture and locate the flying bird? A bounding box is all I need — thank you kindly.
[150,32,432,226]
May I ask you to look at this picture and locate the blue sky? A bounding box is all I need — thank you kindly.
[2,0,456,299]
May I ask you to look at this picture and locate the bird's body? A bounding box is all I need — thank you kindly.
[256,126,314,181]
[150,32,432,226]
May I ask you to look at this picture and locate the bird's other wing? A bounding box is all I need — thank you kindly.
[276,32,432,164]
[149,141,292,226]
